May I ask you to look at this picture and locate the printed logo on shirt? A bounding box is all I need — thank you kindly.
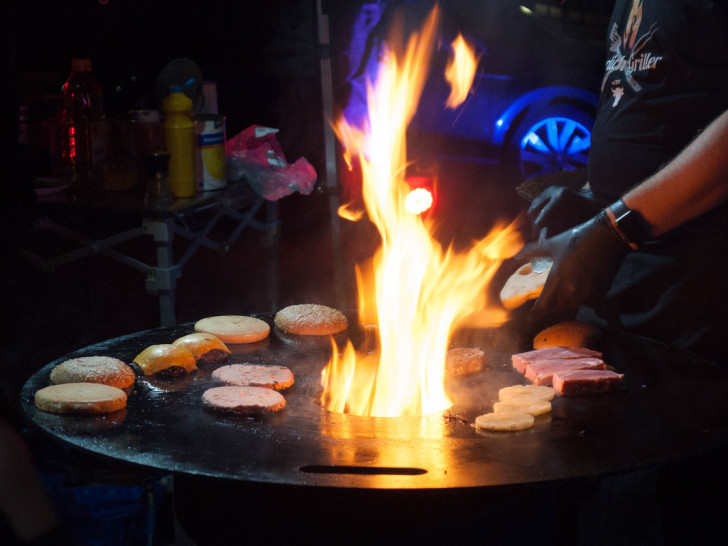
[602,0,662,107]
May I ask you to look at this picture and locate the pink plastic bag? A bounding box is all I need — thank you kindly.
[226,125,317,201]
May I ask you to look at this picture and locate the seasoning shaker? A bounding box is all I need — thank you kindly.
[144,151,173,206]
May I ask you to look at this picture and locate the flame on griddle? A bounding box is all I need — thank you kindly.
[321,5,521,417]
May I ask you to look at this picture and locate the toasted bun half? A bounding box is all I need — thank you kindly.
[34,383,127,415]
[194,315,270,344]
[50,356,134,390]
[533,320,601,350]
[274,304,347,336]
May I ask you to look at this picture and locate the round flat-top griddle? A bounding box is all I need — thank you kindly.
[20,314,728,490]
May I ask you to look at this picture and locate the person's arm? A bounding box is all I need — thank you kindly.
[620,109,728,237]
[518,109,728,325]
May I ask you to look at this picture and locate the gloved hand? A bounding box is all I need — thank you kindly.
[516,210,631,325]
[528,185,601,240]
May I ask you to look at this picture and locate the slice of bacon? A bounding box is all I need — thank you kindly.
[523,357,607,386]
[552,369,624,396]
[512,346,602,375]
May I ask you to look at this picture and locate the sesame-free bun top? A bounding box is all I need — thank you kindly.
[34,383,127,415]
[194,315,270,344]
[50,356,135,390]
[274,304,348,336]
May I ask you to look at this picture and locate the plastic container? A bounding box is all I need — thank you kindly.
[53,58,108,188]
[162,85,196,198]
[133,110,165,164]
[192,113,227,191]
[102,111,137,191]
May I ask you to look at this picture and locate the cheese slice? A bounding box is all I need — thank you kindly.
[494,398,552,416]
[475,411,534,431]
[498,384,555,401]
[500,258,552,309]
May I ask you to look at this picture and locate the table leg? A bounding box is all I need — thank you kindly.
[143,218,180,327]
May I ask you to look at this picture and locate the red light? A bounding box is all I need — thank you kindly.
[68,126,77,161]
[405,176,435,215]
[405,187,433,214]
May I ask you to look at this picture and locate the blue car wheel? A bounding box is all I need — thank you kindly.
[508,106,593,182]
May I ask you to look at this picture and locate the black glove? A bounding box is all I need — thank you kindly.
[528,185,601,240]
[517,210,631,325]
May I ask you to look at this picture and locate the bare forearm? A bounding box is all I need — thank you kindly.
[622,109,728,237]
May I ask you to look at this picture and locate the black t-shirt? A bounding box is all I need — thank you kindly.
[588,0,728,204]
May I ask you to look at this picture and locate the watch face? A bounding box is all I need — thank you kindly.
[616,209,649,245]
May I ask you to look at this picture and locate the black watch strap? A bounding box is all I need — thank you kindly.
[607,199,651,249]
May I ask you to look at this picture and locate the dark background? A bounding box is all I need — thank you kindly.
[1,0,619,411]
[0,0,621,418]
[8,0,329,179]
[6,4,722,546]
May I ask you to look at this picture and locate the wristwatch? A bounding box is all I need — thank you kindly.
[607,199,651,249]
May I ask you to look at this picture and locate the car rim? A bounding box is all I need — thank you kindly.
[519,116,591,178]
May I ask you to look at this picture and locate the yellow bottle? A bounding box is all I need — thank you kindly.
[162,85,197,197]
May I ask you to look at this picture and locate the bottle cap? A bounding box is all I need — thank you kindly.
[169,78,196,94]
[144,151,171,176]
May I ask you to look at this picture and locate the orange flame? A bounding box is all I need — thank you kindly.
[322,6,521,417]
[445,34,480,109]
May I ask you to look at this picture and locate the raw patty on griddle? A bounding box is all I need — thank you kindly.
[202,386,286,415]
[274,304,347,335]
[211,364,294,390]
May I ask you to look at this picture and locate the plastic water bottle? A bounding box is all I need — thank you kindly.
[162,84,197,198]
[56,58,108,188]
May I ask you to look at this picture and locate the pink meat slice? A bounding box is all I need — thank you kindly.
[211,364,294,390]
[524,357,607,386]
[512,346,603,374]
[552,369,625,396]
[202,386,286,415]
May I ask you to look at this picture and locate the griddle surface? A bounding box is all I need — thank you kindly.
[20,316,728,489]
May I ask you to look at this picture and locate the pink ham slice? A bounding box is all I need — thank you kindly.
[512,346,603,375]
[552,369,625,396]
[211,364,294,390]
[523,357,607,386]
